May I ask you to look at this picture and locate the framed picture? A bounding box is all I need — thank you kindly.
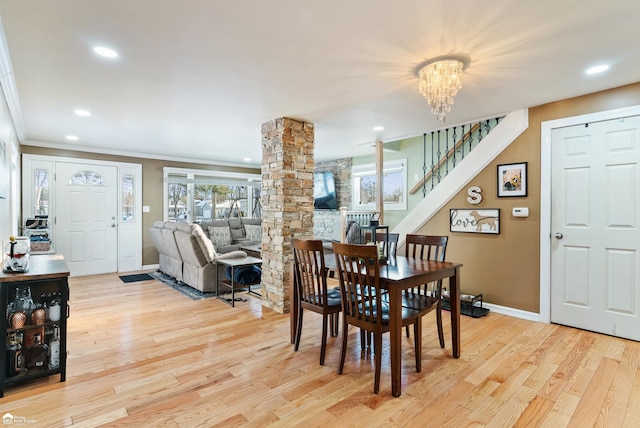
[497,162,527,197]
[450,208,500,234]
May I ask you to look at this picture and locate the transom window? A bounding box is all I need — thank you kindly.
[69,170,105,186]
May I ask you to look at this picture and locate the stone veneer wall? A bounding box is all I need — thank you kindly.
[261,117,315,314]
[313,158,352,241]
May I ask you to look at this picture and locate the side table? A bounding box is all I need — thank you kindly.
[215,256,262,307]
[239,244,261,258]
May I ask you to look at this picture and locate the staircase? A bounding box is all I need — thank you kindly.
[393,109,529,248]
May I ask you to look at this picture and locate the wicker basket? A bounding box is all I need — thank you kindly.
[30,241,51,252]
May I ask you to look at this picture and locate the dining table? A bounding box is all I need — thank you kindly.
[290,254,462,397]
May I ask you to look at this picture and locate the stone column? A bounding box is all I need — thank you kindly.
[261,117,314,314]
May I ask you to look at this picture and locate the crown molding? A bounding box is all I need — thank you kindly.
[20,138,261,169]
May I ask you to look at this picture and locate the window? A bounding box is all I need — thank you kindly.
[34,169,49,216]
[352,159,407,210]
[69,170,105,185]
[164,168,261,223]
[122,175,134,221]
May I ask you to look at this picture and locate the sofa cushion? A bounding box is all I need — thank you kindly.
[203,219,230,228]
[187,223,215,263]
[201,220,229,238]
[227,218,245,241]
[175,224,208,267]
[242,218,262,226]
[208,226,232,247]
[215,243,244,253]
[244,224,262,243]
[230,227,244,241]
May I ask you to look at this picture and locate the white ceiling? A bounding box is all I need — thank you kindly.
[1,0,639,167]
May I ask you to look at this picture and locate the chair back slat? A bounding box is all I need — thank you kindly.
[405,234,448,262]
[292,238,329,307]
[375,232,399,258]
[332,242,382,325]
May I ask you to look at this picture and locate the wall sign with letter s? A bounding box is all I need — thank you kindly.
[467,186,482,205]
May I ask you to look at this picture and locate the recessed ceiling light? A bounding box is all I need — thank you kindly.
[244,157,252,162]
[585,64,610,75]
[74,109,91,117]
[373,126,384,131]
[93,46,118,58]
[66,135,79,141]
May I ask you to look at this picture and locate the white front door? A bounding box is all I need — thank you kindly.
[55,162,119,276]
[551,115,640,340]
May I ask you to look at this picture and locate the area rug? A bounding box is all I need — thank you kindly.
[148,271,217,300]
[119,273,154,283]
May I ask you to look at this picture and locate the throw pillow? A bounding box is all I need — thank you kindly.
[244,224,262,243]
[208,226,232,247]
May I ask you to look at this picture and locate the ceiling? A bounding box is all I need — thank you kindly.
[1,0,639,167]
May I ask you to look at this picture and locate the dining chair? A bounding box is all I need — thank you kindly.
[292,238,342,365]
[375,232,399,258]
[402,234,448,347]
[332,241,426,394]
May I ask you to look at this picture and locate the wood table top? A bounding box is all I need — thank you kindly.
[0,254,70,282]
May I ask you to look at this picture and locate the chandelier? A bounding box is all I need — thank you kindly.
[417,55,469,121]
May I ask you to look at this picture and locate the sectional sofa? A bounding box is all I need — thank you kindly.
[149,218,262,293]
[199,218,262,253]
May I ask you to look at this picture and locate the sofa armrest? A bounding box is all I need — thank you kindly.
[215,250,248,260]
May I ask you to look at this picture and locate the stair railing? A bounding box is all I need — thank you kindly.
[410,117,504,198]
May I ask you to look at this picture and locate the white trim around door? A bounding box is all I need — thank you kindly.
[540,104,640,324]
[22,154,143,275]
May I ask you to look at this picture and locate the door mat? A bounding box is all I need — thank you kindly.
[441,299,490,318]
[119,273,154,283]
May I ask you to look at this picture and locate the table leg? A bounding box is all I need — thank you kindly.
[450,267,461,358]
[389,285,402,397]
[230,266,236,307]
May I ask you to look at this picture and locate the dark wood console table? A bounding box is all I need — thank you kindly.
[0,254,70,397]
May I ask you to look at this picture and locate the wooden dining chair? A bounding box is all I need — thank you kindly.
[402,234,448,347]
[332,241,426,394]
[292,238,342,365]
[375,232,399,258]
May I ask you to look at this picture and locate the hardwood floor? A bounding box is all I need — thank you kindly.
[3,272,640,427]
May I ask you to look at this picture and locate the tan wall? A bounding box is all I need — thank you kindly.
[418,81,640,313]
[20,146,260,266]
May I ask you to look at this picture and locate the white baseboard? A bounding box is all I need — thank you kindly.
[483,302,542,323]
[142,264,159,271]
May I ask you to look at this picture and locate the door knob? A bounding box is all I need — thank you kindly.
[554,232,563,239]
